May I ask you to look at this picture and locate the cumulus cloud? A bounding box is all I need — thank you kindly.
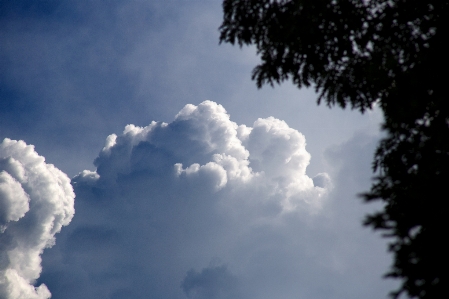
[91,101,327,211]
[37,101,332,299]
[0,139,75,299]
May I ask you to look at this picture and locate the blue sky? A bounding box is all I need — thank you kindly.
[1,1,396,299]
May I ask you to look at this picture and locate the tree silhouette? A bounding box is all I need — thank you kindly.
[220,1,449,298]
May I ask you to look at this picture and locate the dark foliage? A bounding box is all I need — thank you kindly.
[220,1,449,298]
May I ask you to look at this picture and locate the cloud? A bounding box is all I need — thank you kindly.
[39,101,332,299]
[0,139,75,299]
[88,100,327,213]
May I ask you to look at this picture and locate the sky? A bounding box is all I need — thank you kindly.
[0,1,397,299]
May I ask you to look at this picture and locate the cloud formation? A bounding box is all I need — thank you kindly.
[0,139,75,299]
[88,100,327,213]
[39,101,331,299]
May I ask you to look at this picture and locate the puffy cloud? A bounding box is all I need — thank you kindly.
[42,101,398,299]
[0,139,75,299]
[89,101,325,212]
[41,101,333,299]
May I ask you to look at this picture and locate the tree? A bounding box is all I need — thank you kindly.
[219,1,449,298]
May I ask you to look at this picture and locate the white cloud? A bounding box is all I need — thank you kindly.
[39,101,333,299]
[89,100,326,213]
[0,139,75,299]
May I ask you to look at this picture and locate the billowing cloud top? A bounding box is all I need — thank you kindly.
[0,139,75,299]
[43,101,331,299]
[85,100,327,211]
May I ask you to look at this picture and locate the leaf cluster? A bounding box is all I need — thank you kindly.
[221,0,439,112]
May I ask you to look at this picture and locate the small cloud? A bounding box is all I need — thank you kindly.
[312,173,332,189]
[0,139,75,299]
